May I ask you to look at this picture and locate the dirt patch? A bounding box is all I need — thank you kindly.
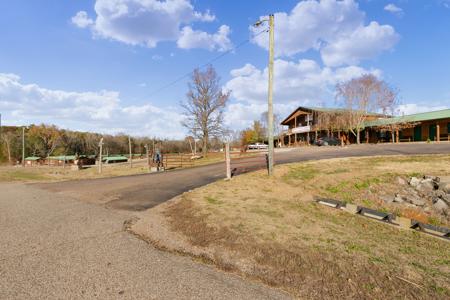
[132,155,450,299]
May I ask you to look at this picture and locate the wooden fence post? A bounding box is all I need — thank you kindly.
[225,143,231,180]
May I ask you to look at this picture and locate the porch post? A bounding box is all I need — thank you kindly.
[437,125,440,142]
[396,129,399,143]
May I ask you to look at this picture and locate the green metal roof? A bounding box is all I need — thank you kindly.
[48,155,77,161]
[364,109,450,127]
[25,156,42,161]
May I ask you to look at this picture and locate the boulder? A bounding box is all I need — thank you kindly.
[439,182,450,194]
[441,194,450,204]
[416,179,436,194]
[409,177,421,187]
[424,175,440,182]
[393,194,405,203]
[433,199,449,213]
[405,194,426,207]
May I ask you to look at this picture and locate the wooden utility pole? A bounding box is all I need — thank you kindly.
[22,126,25,167]
[225,142,231,180]
[98,138,104,174]
[128,136,132,168]
[267,14,275,176]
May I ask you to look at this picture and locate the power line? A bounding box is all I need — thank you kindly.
[146,29,268,98]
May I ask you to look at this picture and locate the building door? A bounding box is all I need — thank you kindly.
[414,126,422,141]
[429,124,437,141]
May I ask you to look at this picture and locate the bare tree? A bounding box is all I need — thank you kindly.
[1,131,17,164]
[336,74,394,144]
[181,65,230,157]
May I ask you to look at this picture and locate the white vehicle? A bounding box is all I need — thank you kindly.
[248,143,268,150]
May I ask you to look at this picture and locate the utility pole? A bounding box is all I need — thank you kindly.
[22,126,25,167]
[98,137,104,174]
[128,136,133,168]
[267,14,275,176]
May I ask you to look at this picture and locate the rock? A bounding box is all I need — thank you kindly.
[397,177,408,185]
[433,190,446,198]
[442,194,450,204]
[424,175,440,182]
[416,179,436,194]
[380,195,394,204]
[405,194,426,206]
[393,194,405,203]
[433,199,449,213]
[439,182,450,194]
[409,177,421,187]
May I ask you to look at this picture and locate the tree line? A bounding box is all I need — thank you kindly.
[0,124,224,164]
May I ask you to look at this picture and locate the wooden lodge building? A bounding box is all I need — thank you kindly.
[280,106,450,146]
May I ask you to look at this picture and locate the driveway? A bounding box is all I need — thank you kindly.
[0,183,289,299]
[38,143,450,211]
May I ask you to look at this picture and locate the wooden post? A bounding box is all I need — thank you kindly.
[128,136,132,168]
[225,142,231,180]
[396,129,399,143]
[180,153,183,168]
[98,138,103,174]
[145,144,150,172]
[437,125,440,142]
[341,136,344,147]
[22,127,25,167]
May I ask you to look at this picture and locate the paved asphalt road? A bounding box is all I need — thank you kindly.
[38,143,450,211]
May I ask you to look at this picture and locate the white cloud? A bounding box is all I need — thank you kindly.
[397,103,449,116]
[224,59,381,129]
[251,0,399,67]
[72,0,230,51]
[321,21,399,67]
[177,25,232,51]
[71,11,94,28]
[384,4,403,16]
[0,73,185,139]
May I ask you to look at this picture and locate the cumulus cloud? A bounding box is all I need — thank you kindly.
[251,0,399,66]
[0,73,185,138]
[71,0,231,51]
[177,25,232,51]
[223,59,381,129]
[71,11,94,28]
[321,21,399,67]
[384,4,403,16]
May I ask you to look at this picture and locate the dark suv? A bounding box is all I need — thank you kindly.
[314,136,340,146]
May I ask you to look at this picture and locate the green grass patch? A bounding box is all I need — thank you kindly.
[205,196,222,205]
[282,165,319,183]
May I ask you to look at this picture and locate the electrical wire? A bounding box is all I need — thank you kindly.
[146,28,268,98]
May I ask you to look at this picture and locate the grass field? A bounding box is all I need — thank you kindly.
[135,154,450,299]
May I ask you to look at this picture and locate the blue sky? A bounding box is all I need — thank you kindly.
[1,0,449,139]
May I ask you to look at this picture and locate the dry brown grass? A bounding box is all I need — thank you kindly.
[163,155,450,299]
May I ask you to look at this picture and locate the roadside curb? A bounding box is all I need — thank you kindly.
[314,197,450,241]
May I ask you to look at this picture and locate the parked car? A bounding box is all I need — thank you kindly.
[314,136,340,146]
[248,143,268,150]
